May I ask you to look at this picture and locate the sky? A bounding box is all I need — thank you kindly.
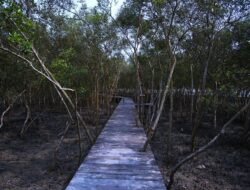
[34,0,124,17]
[84,0,124,17]
[85,0,98,8]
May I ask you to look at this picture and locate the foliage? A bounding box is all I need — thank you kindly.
[50,48,88,94]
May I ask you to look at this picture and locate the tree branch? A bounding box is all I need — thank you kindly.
[167,101,250,189]
[0,90,26,129]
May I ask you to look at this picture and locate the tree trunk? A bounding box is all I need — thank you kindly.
[190,64,194,123]
[146,67,155,129]
[142,39,177,151]
[243,105,250,141]
[191,41,213,151]
[167,81,173,157]
[213,81,218,129]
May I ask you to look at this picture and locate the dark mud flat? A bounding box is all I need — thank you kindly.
[0,105,117,190]
[151,115,250,190]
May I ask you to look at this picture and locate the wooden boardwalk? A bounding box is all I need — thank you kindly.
[66,98,166,190]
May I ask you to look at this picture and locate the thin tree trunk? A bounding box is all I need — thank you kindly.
[191,41,213,151]
[190,63,194,123]
[0,90,26,129]
[213,81,218,129]
[167,81,173,157]
[95,74,100,126]
[146,67,155,129]
[75,92,83,166]
[243,105,250,141]
[20,99,31,135]
[157,78,163,110]
[134,50,143,127]
[142,39,177,151]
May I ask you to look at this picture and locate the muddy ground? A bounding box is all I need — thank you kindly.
[151,112,250,190]
[0,103,117,190]
[1,102,249,190]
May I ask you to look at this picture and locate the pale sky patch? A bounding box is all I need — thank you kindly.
[84,0,124,17]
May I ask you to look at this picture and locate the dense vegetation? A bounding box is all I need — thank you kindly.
[0,0,249,189]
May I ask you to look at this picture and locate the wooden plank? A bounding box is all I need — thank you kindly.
[78,163,162,175]
[66,178,165,190]
[66,98,166,190]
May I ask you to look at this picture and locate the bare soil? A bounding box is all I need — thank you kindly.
[1,102,249,190]
[151,112,250,190]
[0,104,117,190]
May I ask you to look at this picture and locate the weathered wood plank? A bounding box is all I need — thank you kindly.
[78,164,162,175]
[66,98,166,190]
[67,178,165,190]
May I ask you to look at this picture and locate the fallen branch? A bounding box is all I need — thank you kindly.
[167,101,250,189]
